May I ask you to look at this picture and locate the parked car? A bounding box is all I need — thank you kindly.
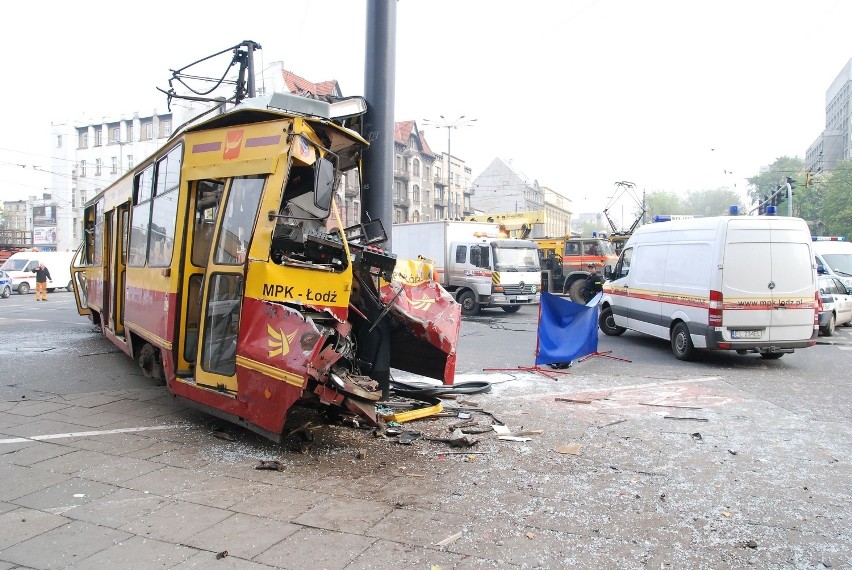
[0,269,12,298]
[818,275,852,336]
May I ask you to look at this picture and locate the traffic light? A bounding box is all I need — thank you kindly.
[786,176,795,195]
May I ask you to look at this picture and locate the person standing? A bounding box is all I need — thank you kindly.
[33,261,52,301]
[583,263,604,303]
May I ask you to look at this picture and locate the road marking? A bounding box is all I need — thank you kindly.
[609,376,721,392]
[0,317,46,323]
[0,424,185,445]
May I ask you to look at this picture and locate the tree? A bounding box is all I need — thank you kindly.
[819,160,852,238]
[746,156,803,212]
[642,191,683,221]
[684,188,744,217]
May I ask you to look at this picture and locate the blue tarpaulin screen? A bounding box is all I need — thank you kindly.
[535,292,601,365]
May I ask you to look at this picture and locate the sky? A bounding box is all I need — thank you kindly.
[1,0,850,224]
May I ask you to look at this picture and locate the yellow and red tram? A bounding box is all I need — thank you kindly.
[72,92,460,440]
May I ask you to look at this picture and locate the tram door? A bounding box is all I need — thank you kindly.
[107,204,129,336]
[102,212,113,330]
[177,176,265,391]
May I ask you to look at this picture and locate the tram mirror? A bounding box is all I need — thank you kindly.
[313,157,335,213]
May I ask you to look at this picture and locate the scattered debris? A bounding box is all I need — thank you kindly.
[457,412,472,420]
[663,416,709,422]
[517,429,543,436]
[380,402,443,423]
[288,421,318,441]
[255,460,284,471]
[739,540,758,549]
[216,550,229,560]
[526,531,536,539]
[721,511,732,518]
[691,432,703,441]
[492,425,511,436]
[728,449,738,455]
[398,431,422,445]
[555,397,593,404]
[434,531,463,547]
[555,444,582,455]
[598,418,627,428]
[357,448,367,460]
[427,429,479,448]
[211,431,235,442]
[437,450,498,455]
[498,436,532,442]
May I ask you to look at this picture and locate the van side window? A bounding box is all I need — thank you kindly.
[584,241,600,256]
[456,246,467,264]
[565,242,580,256]
[615,248,632,279]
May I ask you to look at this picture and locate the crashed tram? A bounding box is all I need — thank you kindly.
[70,90,461,441]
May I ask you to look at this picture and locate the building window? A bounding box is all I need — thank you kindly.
[413,184,420,202]
[56,135,62,148]
[111,157,118,174]
[127,123,134,142]
[80,160,86,177]
[159,119,172,138]
[127,155,133,169]
[94,128,103,147]
[78,131,88,149]
[424,166,430,180]
[95,158,102,176]
[395,154,402,170]
[413,159,420,177]
[112,127,120,143]
[143,122,153,140]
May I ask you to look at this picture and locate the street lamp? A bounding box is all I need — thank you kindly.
[422,115,477,219]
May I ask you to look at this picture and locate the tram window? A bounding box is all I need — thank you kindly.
[193,180,225,267]
[214,176,265,265]
[154,145,182,197]
[134,165,154,204]
[128,203,150,266]
[200,273,243,376]
[148,188,179,267]
[93,201,104,266]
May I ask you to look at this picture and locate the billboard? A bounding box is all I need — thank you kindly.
[33,226,58,245]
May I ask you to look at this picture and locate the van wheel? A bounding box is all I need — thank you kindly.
[671,322,695,361]
[1,285,10,299]
[760,353,784,360]
[67,280,74,292]
[18,282,30,295]
[457,290,480,316]
[47,288,56,293]
[501,305,521,314]
[820,314,835,336]
[568,280,585,303]
[599,306,626,336]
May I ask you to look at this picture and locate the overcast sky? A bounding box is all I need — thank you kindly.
[1,0,850,222]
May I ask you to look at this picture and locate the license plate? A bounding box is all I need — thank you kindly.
[516,296,529,301]
[731,330,762,339]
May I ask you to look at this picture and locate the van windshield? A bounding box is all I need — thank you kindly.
[823,253,852,277]
[0,259,29,271]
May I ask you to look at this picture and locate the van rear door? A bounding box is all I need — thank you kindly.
[721,220,814,342]
[765,225,816,341]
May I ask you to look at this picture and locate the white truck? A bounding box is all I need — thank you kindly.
[0,250,75,294]
[392,221,541,315]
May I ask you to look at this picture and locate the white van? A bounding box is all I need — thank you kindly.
[599,216,818,360]
[0,251,75,294]
[812,236,852,292]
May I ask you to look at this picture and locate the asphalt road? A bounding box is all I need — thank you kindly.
[0,293,850,569]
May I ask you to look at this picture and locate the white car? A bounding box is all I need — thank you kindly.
[818,275,852,336]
